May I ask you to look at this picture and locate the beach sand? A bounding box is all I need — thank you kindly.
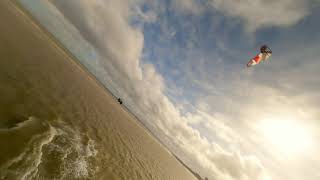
[0,0,197,179]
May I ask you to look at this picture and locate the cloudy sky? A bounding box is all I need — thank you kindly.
[19,0,320,179]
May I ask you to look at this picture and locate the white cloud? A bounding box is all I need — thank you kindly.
[210,0,312,31]
[51,0,144,82]
[171,0,205,15]
[171,0,311,31]
[134,5,158,24]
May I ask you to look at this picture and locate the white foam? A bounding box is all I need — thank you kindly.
[0,120,57,180]
[86,139,98,157]
[45,123,99,179]
[22,125,57,180]
[61,133,98,179]
[1,118,99,180]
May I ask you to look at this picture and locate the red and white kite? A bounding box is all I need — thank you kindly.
[247,45,272,68]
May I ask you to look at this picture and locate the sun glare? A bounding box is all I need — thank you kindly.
[258,117,313,156]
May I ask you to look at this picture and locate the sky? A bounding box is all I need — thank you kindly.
[19,0,320,179]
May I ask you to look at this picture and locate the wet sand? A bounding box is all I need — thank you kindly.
[0,0,197,179]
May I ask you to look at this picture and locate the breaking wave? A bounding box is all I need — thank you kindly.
[0,116,98,180]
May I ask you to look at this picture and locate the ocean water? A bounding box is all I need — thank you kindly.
[0,1,196,180]
[0,117,97,180]
[0,57,99,180]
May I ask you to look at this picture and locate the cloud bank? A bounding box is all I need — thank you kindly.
[172,0,311,31]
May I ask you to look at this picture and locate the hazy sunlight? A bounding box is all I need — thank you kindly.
[258,117,313,156]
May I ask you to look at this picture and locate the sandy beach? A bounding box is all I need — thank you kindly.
[0,0,197,179]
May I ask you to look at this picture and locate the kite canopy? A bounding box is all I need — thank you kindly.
[260,45,272,54]
[247,45,272,67]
